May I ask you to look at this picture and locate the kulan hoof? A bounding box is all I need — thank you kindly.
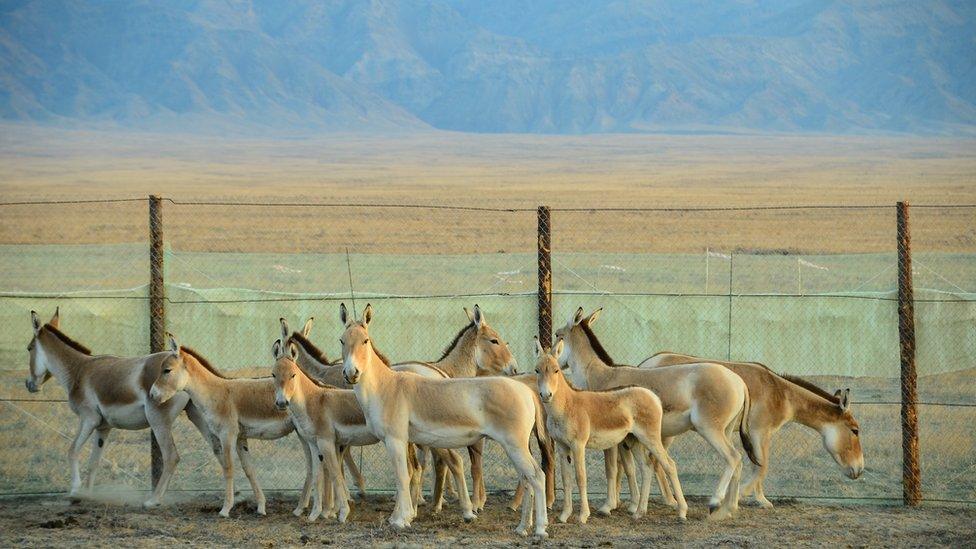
[596,506,612,517]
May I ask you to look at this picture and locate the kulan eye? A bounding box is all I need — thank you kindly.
[490,339,499,345]
[162,368,171,374]
[363,338,369,345]
[339,339,343,345]
[290,374,296,379]
[271,373,276,379]
[852,429,859,436]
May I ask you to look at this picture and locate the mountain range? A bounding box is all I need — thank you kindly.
[1,0,974,135]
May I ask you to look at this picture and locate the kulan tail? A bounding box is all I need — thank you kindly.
[739,388,762,467]
[531,392,555,507]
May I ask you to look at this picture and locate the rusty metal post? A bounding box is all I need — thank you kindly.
[149,195,165,489]
[537,206,553,350]
[897,201,921,506]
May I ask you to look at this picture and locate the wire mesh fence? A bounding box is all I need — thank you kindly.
[0,197,972,507]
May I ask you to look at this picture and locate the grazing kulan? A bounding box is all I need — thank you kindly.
[339,303,549,538]
[23,309,218,507]
[556,307,759,520]
[534,338,687,522]
[149,340,316,518]
[633,352,863,508]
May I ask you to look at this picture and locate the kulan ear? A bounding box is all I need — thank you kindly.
[272,339,283,359]
[363,303,373,326]
[289,342,298,360]
[339,303,349,325]
[50,307,60,329]
[279,318,290,342]
[552,339,564,358]
[166,333,179,354]
[534,336,545,358]
[585,308,603,326]
[302,317,314,337]
[472,304,484,328]
[839,388,852,412]
[464,307,474,323]
[30,310,41,334]
[572,307,584,325]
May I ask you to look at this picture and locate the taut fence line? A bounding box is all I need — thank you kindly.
[134,197,931,504]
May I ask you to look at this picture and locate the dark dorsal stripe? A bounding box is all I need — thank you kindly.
[42,324,92,355]
[729,357,841,406]
[562,370,638,394]
[180,346,228,379]
[438,322,475,362]
[289,331,331,365]
[781,374,840,405]
[579,322,615,365]
[290,359,339,389]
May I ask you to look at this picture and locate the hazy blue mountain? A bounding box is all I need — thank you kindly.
[1,0,974,135]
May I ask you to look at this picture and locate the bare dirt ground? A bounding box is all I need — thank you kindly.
[1,492,973,548]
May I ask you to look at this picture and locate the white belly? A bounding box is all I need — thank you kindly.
[242,418,293,440]
[587,428,630,450]
[408,421,482,449]
[99,402,150,430]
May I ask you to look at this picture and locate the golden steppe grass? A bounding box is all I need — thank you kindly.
[1,125,974,254]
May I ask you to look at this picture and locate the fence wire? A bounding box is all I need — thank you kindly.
[0,198,973,507]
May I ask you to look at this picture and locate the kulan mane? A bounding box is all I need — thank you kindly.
[42,324,92,355]
[738,358,841,405]
[579,322,616,365]
[289,331,331,365]
[438,321,475,362]
[781,373,840,405]
[180,347,228,379]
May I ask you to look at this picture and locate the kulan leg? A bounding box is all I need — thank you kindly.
[218,434,236,518]
[468,439,486,512]
[84,426,111,492]
[502,441,548,539]
[68,416,99,497]
[235,436,266,515]
[343,446,367,498]
[294,437,315,516]
[557,443,574,523]
[143,414,181,508]
[698,425,742,521]
[385,438,415,529]
[443,448,475,521]
[598,446,619,516]
[619,442,640,515]
[572,444,590,524]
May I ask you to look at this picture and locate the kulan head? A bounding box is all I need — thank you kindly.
[270,338,301,410]
[533,337,565,403]
[462,305,519,375]
[339,303,374,385]
[552,307,603,388]
[25,308,60,393]
[148,335,188,403]
[821,388,864,480]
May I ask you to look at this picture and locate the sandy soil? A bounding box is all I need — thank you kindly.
[1,492,973,548]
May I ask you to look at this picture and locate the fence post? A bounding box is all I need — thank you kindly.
[896,201,921,506]
[149,195,165,489]
[537,205,553,350]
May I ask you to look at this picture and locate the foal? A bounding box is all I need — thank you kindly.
[24,309,217,506]
[150,341,315,517]
[340,303,549,538]
[270,340,383,523]
[535,339,687,523]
